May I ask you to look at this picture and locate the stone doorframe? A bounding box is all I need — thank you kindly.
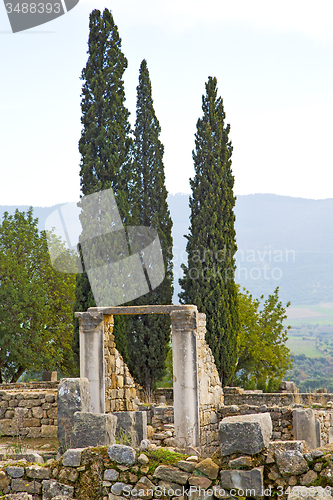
[75,304,200,448]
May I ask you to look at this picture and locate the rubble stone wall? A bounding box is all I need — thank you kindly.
[103,314,137,412]
[196,313,223,456]
[0,389,58,439]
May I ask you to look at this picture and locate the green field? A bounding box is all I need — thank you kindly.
[286,335,325,358]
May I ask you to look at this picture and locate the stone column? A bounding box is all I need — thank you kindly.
[76,311,105,414]
[171,306,200,448]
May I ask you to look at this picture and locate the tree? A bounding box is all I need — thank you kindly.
[127,60,173,390]
[234,286,293,391]
[0,209,76,382]
[73,8,134,366]
[179,77,239,386]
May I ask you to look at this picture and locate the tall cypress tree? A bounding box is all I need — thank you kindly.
[73,8,132,368]
[179,77,239,386]
[127,60,173,391]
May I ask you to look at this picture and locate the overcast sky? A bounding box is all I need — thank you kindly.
[1,0,333,207]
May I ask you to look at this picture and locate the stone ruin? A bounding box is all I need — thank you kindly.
[72,304,223,455]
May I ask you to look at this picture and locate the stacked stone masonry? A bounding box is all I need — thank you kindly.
[196,313,223,456]
[3,438,333,500]
[0,389,58,439]
[103,315,137,412]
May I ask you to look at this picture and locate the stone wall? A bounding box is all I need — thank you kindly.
[196,313,223,456]
[219,404,294,440]
[0,389,57,439]
[223,386,333,407]
[3,440,333,500]
[103,314,137,412]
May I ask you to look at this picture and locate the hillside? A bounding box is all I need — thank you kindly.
[2,193,333,306]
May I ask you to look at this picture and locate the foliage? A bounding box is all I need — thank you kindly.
[0,208,76,383]
[74,8,134,366]
[234,286,293,391]
[179,77,239,385]
[127,60,173,390]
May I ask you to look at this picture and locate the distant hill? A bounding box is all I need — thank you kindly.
[2,193,333,306]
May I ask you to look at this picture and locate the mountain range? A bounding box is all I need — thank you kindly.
[1,193,333,306]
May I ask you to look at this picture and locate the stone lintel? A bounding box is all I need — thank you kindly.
[84,304,198,316]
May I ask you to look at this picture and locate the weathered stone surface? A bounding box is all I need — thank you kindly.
[62,448,85,467]
[138,453,149,465]
[153,465,190,485]
[140,439,150,450]
[275,449,308,476]
[188,475,212,488]
[5,466,25,478]
[320,467,333,485]
[0,470,10,489]
[219,413,272,455]
[113,411,147,447]
[300,470,318,486]
[288,486,333,499]
[11,478,42,494]
[42,479,74,499]
[293,408,320,450]
[57,377,91,453]
[104,469,119,481]
[194,458,219,480]
[178,460,196,473]
[4,494,33,500]
[134,476,155,499]
[228,456,253,469]
[71,411,117,448]
[26,465,51,480]
[269,440,309,455]
[107,444,136,465]
[220,467,264,497]
[110,482,125,495]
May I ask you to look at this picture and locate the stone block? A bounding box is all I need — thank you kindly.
[293,408,320,450]
[219,413,272,455]
[0,419,14,436]
[104,469,119,481]
[71,411,117,448]
[26,465,51,479]
[113,411,147,447]
[42,479,74,499]
[57,378,91,453]
[41,425,57,438]
[11,478,42,494]
[5,466,25,478]
[62,448,85,467]
[194,458,219,480]
[153,465,190,485]
[219,467,264,497]
[107,444,136,465]
[275,448,308,476]
[0,470,10,490]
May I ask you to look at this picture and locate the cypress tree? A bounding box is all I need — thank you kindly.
[127,60,173,391]
[73,8,132,367]
[179,77,239,386]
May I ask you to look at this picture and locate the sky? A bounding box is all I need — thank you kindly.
[1,0,333,207]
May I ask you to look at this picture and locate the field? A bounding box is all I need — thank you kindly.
[285,303,333,327]
[286,335,324,358]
